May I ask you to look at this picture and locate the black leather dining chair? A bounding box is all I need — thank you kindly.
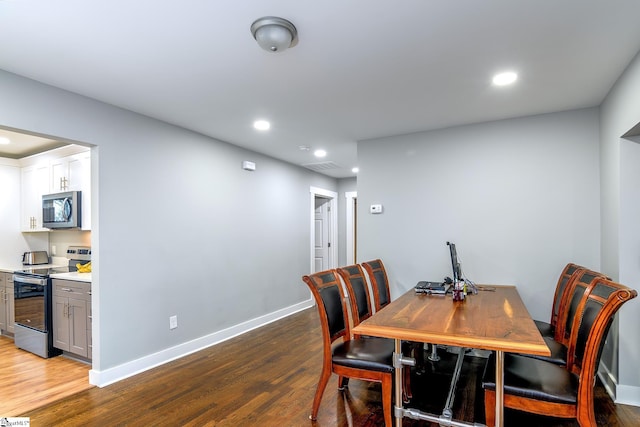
[302,269,394,426]
[526,268,607,366]
[482,277,637,427]
[336,264,374,329]
[361,259,391,311]
[337,264,414,403]
[359,259,424,401]
[533,263,584,337]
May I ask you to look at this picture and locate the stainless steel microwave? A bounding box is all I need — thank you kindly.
[42,191,81,229]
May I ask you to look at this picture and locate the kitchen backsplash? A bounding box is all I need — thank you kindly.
[49,229,91,258]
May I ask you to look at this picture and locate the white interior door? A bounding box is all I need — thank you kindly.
[310,187,338,274]
[314,197,330,271]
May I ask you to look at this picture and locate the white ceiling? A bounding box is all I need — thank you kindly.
[1,1,640,177]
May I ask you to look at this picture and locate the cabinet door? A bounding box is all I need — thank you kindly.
[51,152,89,192]
[7,284,15,334]
[0,273,16,333]
[0,287,6,332]
[87,298,92,359]
[51,152,91,230]
[50,158,67,192]
[53,295,70,351]
[21,163,50,231]
[69,297,88,357]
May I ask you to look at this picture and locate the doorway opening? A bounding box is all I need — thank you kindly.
[310,187,338,273]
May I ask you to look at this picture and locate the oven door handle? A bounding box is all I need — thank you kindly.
[13,275,46,285]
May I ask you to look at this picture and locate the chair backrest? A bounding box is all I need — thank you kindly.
[302,270,351,348]
[555,269,606,345]
[566,278,636,397]
[337,264,373,326]
[549,263,584,328]
[555,269,607,345]
[362,259,391,311]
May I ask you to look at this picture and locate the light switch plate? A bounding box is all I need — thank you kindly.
[370,204,383,214]
[169,315,178,330]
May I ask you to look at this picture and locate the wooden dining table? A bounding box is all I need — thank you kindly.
[352,285,550,427]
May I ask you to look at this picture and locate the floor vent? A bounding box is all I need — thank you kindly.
[301,161,341,171]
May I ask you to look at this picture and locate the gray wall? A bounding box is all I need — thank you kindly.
[0,70,336,381]
[600,50,640,403]
[356,102,640,404]
[357,109,601,322]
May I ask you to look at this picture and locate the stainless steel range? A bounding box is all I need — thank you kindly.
[13,246,91,358]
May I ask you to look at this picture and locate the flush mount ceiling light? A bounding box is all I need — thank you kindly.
[492,71,518,86]
[0,136,10,145]
[250,16,298,53]
[314,149,327,158]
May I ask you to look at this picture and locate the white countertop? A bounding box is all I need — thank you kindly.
[0,264,26,273]
[50,271,92,283]
[0,262,65,273]
[0,262,91,283]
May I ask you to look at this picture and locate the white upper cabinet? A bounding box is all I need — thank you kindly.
[50,152,91,230]
[50,152,90,192]
[20,146,91,232]
[21,162,50,232]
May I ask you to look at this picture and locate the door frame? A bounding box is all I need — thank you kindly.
[345,191,357,265]
[310,186,338,273]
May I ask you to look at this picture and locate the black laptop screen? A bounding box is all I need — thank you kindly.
[447,241,461,283]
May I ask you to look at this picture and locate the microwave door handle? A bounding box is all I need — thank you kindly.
[63,197,72,221]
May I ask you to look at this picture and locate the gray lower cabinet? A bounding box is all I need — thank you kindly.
[52,279,91,359]
[0,273,15,335]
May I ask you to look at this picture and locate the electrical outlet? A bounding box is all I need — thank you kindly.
[169,315,178,330]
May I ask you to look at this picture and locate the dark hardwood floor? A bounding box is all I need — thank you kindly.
[20,307,640,426]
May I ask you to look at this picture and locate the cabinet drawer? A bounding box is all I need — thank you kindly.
[53,279,91,301]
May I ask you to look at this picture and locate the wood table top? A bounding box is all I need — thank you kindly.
[353,285,550,356]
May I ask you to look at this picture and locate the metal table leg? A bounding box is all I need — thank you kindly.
[394,339,403,427]
[442,347,466,420]
[495,350,504,427]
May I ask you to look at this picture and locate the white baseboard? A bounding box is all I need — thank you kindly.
[89,298,314,387]
[597,363,640,408]
[616,384,640,407]
[598,363,617,401]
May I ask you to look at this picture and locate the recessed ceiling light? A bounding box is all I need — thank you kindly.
[0,137,10,145]
[253,120,270,131]
[492,71,518,86]
[351,167,359,174]
[314,149,327,158]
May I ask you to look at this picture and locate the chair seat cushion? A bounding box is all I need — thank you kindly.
[482,352,578,404]
[534,319,554,338]
[521,336,567,366]
[333,336,394,373]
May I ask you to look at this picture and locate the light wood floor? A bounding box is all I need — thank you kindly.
[4,309,640,425]
[0,335,93,416]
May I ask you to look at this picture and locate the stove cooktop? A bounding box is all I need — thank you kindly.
[14,266,71,277]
